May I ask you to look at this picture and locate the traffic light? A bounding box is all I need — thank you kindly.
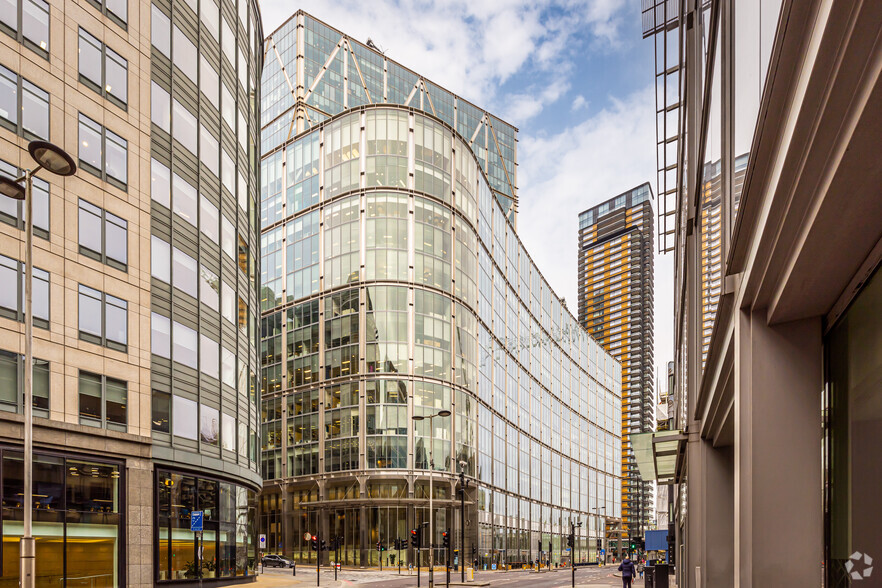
[442,531,450,549]
[321,539,327,551]
[411,529,420,548]
[567,533,575,549]
[311,535,318,551]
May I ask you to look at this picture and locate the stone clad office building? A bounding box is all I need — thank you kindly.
[0,0,264,584]
[258,11,623,569]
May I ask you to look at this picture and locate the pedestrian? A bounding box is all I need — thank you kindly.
[637,559,645,579]
[618,553,637,588]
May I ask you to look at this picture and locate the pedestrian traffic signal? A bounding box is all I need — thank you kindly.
[411,529,420,548]
[567,534,575,549]
[311,535,318,551]
[321,539,327,551]
[442,531,450,549]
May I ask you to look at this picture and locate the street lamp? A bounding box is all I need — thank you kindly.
[592,507,606,564]
[0,140,76,588]
[412,409,451,588]
[458,459,470,583]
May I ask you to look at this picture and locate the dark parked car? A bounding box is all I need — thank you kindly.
[261,554,294,568]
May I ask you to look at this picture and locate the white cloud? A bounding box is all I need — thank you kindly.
[500,80,571,123]
[516,84,675,377]
[571,94,588,111]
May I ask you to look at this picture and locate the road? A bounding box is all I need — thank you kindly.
[259,565,646,587]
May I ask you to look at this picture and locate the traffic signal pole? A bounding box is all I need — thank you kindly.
[316,531,320,587]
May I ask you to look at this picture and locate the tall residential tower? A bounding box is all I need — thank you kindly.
[577,184,654,542]
[257,11,623,568]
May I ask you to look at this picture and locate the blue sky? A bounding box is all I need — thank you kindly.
[260,0,673,388]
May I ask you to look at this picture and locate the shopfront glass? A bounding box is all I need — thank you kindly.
[0,449,121,587]
[155,469,257,582]
[828,265,882,584]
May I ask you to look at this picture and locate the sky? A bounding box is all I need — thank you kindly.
[259,0,674,395]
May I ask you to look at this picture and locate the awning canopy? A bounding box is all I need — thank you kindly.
[632,430,687,485]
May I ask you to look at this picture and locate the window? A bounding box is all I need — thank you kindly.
[0,349,49,414]
[172,99,197,154]
[86,0,126,29]
[0,65,48,139]
[172,320,198,369]
[78,114,127,188]
[151,81,170,132]
[172,25,197,83]
[78,371,127,431]
[201,0,219,41]
[151,312,171,357]
[172,172,197,226]
[78,199,127,271]
[0,0,49,56]
[151,4,169,57]
[200,125,219,177]
[151,158,170,207]
[0,254,49,328]
[151,389,170,432]
[199,55,219,109]
[200,196,219,242]
[77,28,127,108]
[172,247,197,297]
[78,284,127,352]
[151,236,170,282]
[0,158,49,238]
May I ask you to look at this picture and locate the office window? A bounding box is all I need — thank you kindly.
[78,284,127,352]
[200,55,219,110]
[172,173,197,226]
[0,65,48,139]
[86,0,126,29]
[0,349,49,414]
[151,235,170,282]
[78,199,127,271]
[77,28,127,108]
[78,371,127,432]
[151,4,169,57]
[0,254,49,328]
[78,114,127,188]
[200,125,219,177]
[151,158,171,207]
[151,312,171,358]
[172,99,197,154]
[152,389,170,433]
[172,247,197,297]
[0,159,49,238]
[0,0,49,57]
[200,195,219,242]
[172,321,198,369]
[172,25,197,83]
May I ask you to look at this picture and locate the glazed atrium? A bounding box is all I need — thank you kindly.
[258,12,623,568]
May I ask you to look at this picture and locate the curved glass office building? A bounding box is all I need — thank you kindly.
[259,12,622,569]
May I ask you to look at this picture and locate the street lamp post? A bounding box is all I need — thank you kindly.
[413,409,451,588]
[592,506,606,564]
[457,460,470,583]
[0,141,77,588]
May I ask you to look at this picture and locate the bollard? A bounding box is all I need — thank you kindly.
[293,562,296,576]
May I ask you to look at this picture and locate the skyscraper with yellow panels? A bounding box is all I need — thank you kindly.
[578,184,654,543]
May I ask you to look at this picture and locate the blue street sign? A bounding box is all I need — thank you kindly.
[190,511,203,532]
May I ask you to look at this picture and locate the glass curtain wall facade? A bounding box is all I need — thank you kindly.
[577,184,655,543]
[261,11,519,226]
[149,0,264,582]
[259,12,622,569]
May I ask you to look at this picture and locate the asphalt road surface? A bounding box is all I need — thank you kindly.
[260,565,645,587]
